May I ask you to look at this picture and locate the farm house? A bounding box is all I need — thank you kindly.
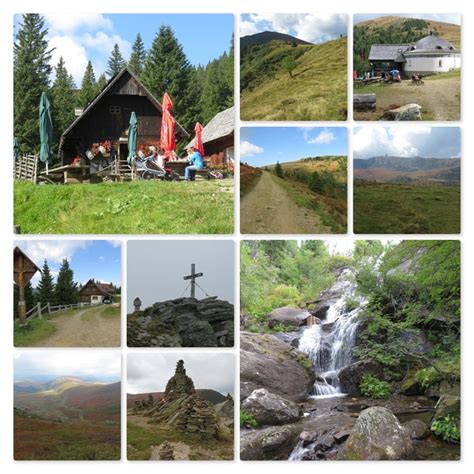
[368,32,461,76]
[79,279,115,305]
[56,67,188,181]
[187,106,234,170]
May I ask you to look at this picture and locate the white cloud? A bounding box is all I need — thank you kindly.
[240,140,264,157]
[49,35,89,85]
[81,32,131,58]
[45,14,113,34]
[14,352,121,382]
[308,129,336,145]
[15,240,90,267]
[241,13,347,43]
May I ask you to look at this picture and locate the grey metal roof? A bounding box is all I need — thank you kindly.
[368,44,412,61]
[187,106,234,147]
[413,34,457,52]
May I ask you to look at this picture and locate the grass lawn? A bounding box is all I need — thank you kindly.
[354,182,460,234]
[14,317,57,347]
[14,179,234,234]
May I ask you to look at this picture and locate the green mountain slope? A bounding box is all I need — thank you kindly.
[240,37,347,121]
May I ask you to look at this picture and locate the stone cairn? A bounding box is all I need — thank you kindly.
[127,296,234,347]
[158,441,174,460]
[134,360,218,439]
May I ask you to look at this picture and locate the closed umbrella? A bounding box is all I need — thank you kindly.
[194,122,205,158]
[160,93,176,159]
[13,137,19,161]
[127,111,138,165]
[39,92,53,170]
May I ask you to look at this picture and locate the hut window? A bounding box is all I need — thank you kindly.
[439,59,443,68]
[109,105,121,114]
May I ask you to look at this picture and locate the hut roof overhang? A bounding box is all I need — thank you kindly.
[80,279,114,296]
[59,66,189,150]
[187,106,235,148]
[368,44,412,62]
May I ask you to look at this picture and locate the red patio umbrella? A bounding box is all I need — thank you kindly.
[194,122,205,158]
[160,92,176,159]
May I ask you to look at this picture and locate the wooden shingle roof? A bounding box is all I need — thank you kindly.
[187,106,234,148]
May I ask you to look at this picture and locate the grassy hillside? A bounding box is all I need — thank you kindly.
[14,180,234,234]
[240,37,347,121]
[354,181,460,233]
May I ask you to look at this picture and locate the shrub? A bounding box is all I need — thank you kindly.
[240,411,258,428]
[359,374,391,399]
[415,367,440,389]
[431,415,460,443]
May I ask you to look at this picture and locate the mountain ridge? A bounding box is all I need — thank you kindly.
[240,31,313,48]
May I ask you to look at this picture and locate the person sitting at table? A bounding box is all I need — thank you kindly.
[184,146,204,181]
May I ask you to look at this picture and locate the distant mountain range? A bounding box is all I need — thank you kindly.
[240,31,313,49]
[14,376,121,422]
[354,156,460,184]
[127,389,227,408]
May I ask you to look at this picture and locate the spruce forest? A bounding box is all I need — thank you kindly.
[14,14,234,161]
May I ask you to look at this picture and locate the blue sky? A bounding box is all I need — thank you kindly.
[15,240,121,288]
[240,127,347,167]
[14,352,121,383]
[354,13,461,25]
[240,14,347,43]
[14,13,233,84]
[353,127,461,159]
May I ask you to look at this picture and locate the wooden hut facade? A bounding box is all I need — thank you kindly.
[79,279,115,305]
[187,106,234,170]
[58,67,188,179]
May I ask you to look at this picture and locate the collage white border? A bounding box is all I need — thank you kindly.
[1,0,472,472]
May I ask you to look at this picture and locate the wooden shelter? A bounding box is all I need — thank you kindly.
[187,106,234,169]
[79,279,115,305]
[14,247,40,325]
[58,67,189,180]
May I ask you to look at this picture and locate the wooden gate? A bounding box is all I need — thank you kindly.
[14,154,38,182]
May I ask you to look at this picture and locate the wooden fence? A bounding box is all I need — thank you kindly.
[25,302,92,321]
[14,154,38,182]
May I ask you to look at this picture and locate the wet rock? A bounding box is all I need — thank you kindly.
[432,394,460,421]
[240,332,315,402]
[311,303,331,320]
[333,429,352,443]
[400,368,424,396]
[425,379,460,398]
[403,419,428,439]
[339,406,413,460]
[241,389,300,426]
[267,307,311,328]
[338,360,383,395]
[240,424,302,460]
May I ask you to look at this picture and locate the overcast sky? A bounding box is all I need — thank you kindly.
[127,353,235,395]
[240,13,347,43]
[127,240,234,312]
[14,352,121,383]
[353,127,461,159]
[354,13,461,25]
[15,240,121,287]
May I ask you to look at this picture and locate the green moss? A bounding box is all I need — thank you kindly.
[240,411,258,428]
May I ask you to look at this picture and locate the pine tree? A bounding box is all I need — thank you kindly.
[50,57,76,159]
[96,73,107,93]
[35,260,55,305]
[107,43,126,77]
[14,14,53,153]
[77,61,97,108]
[142,25,196,130]
[128,33,146,77]
[275,161,284,179]
[54,259,79,305]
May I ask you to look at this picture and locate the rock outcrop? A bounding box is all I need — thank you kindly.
[127,296,234,347]
[339,407,413,460]
[338,360,383,395]
[267,307,311,328]
[240,332,315,402]
[241,389,300,426]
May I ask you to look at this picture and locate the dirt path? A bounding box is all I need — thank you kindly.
[31,305,120,347]
[240,172,330,234]
[354,75,460,121]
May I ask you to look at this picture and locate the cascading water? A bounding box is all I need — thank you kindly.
[298,268,365,398]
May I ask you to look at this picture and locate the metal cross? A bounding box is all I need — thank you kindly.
[183,263,203,299]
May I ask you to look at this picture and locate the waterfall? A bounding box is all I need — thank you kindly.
[298,269,365,398]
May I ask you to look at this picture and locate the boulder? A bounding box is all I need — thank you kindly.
[240,332,315,402]
[403,419,428,439]
[432,394,460,421]
[175,313,217,347]
[400,369,424,396]
[240,424,302,460]
[267,307,311,328]
[339,407,413,460]
[338,360,383,395]
[241,389,300,426]
[398,330,433,354]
